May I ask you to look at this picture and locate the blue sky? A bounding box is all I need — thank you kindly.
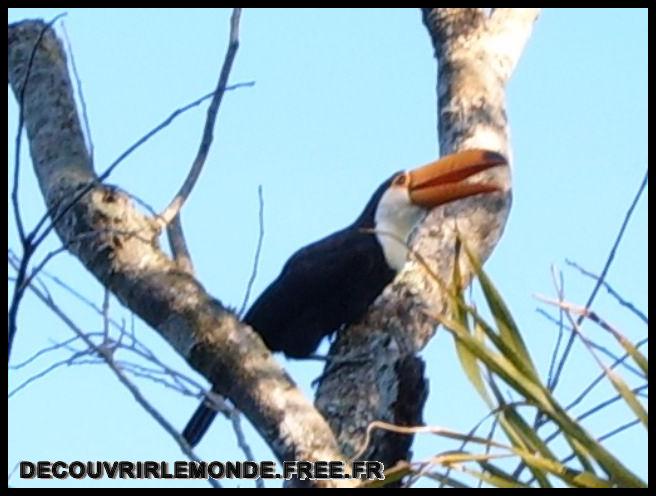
[8,8,647,488]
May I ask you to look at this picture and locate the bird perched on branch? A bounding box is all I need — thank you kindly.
[183,149,507,446]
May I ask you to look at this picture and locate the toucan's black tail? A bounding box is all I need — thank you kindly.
[182,401,219,447]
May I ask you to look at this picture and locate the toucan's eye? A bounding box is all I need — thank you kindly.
[394,174,407,186]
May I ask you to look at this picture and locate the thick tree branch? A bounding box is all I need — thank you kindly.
[8,19,352,486]
[315,8,539,471]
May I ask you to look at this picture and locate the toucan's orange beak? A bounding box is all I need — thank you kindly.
[408,149,507,208]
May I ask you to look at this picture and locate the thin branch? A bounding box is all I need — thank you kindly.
[230,410,264,488]
[538,384,648,456]
[166,215,194,274]
[597,419,642,443]
[27,79,255,250]
[117,342,206,394]
[536,309,643,378]
[555,419,642,471]
[555,302,647,434]
[25,260,103,313]
[8,231,32,362]
[8,462,20,483]
[118,362,198,396]
[17,226,159,297]
[441,400,527,488]
[9,333,102,370]
[8,14,67,361]
[565,259,648,325]
[238,185,264,317]
[537,295,647,378]
[9,255,218,431]
[533,264,565,437]
[15,245,68,294]
[419,469,472,488]
[546,265,566,391]
[8,257,220,488]
[10,258,211,399]
[10,18,349,479]
[160,7,243,272]
[102,289,110,343]
[61,21,94,167]
[565,335,648,413]
[550,169,648,391]
[12,14,66,245]
[8,13,251,359]
[576,384,648,423]
[10,198,167,363]
[9,350,90,398]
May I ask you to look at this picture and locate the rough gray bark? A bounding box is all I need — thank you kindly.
[8,20,355,488]
[315,8,540,470]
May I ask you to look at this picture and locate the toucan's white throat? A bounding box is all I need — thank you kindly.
[373,185,426,271]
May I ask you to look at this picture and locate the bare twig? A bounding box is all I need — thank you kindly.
[576,384,648,423]
[565,335,648,413]
[118,362,198,396]
[9,196,163,363]
[12,14,66,246]
[26,261,103,313]
[546,265,566,391]
[554,419,642,475]
[27,79,254,251]
[102,289,110,343]
[9,256,215,416]
[166,216,194,274]
[231,410,264,488]
[420,469,474,488]
[537,294,647,379]
[8,12,252,361]
[598,419,642,443]
[550,169,648,391]
[525,411,645,487]
[238,185,264,317]
[16,226,159,298]
[161,8,243,273]
[566,259,648,325]
[10,17,349,478]
[536,309,643,378]
[61,21,94,166]
[8,14,67,362]
[8,462,20,483]
[553,301,647,432]
[441,400,527,488]
[8,257,220,488]
[530,264,566,441]
[9,350,90,398]
[9,333,102,370]
[17,245,67,290]
[538,384,648,457]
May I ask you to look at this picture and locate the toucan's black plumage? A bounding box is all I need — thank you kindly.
[183,179,395,447]
[246,176,396,358]
[182,149,507,447]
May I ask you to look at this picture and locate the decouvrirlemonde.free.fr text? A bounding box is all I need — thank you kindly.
[20,460,385,481]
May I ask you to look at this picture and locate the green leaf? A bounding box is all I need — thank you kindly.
[463,243,541,384]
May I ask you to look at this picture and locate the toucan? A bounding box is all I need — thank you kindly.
[183,149,507,446]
